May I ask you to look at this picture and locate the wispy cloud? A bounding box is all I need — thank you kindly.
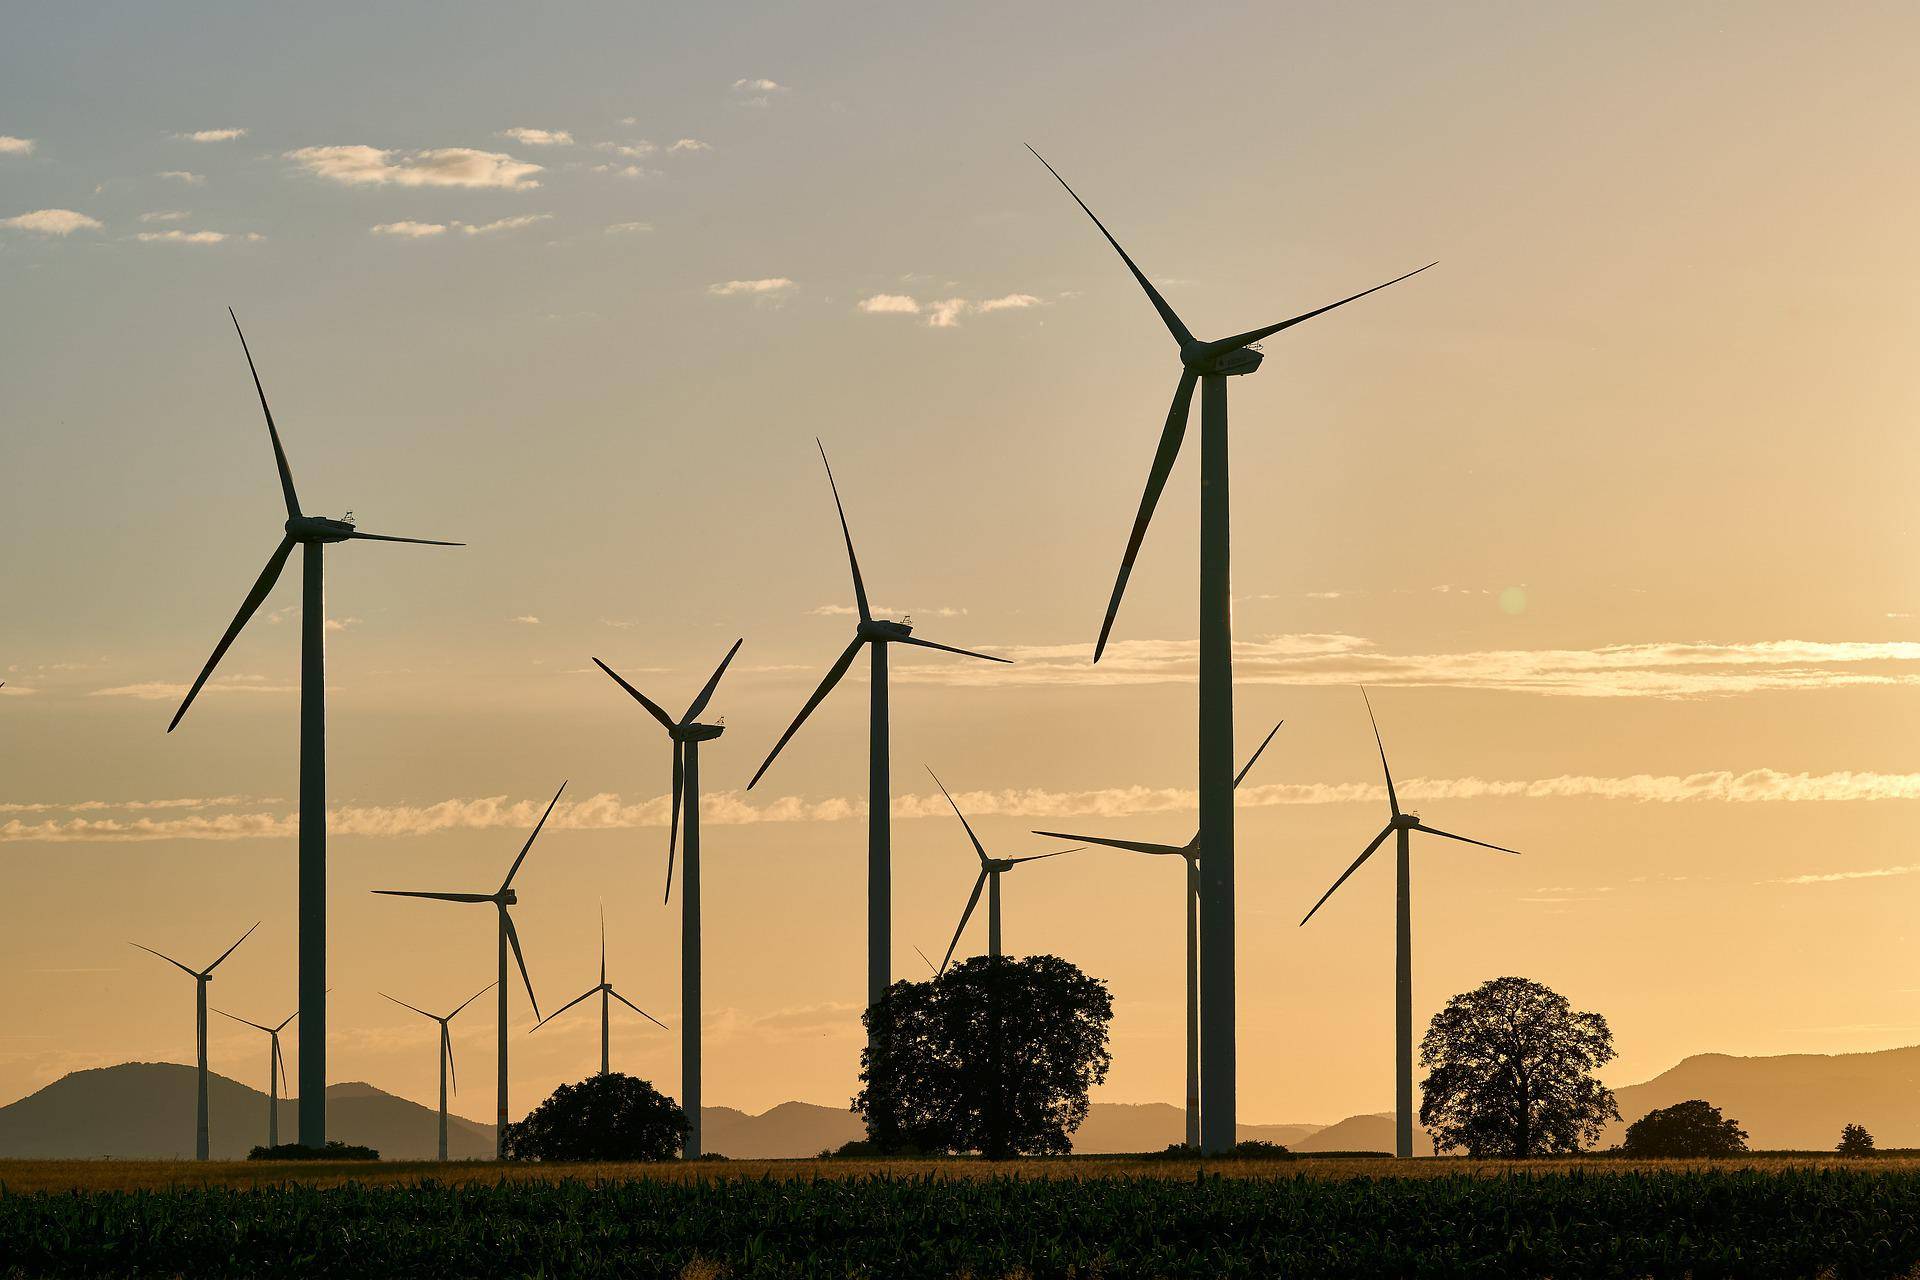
[286,146,541,190]
[0,795,265,815]
[668,138,711,153]
[139,210,190,223]
[730,77,787,107]
[1770,864,1920,886]
[858,294,921,315]
[156,170,204,185]
[598,141,656,158]
[133,228,256,244]
[591,162,661,179]
[460,213,550,235]
[2,209,101,236]
[87,674,292,701]
[809,603,967,619]
[899,634,1920,698]
[511,615,541,625]
[498,127,572,147]
[709,277,795,299]
[0,136,35,156]
[861,292,1044,328]
[12,769,1920,843]
[605,220,653,234]
[371,220,446,237]
[173,128,246,143]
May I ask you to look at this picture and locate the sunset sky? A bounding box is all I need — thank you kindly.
[3,1,1919,1130]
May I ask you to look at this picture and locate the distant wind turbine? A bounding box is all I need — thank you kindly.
[748,441,1008,1073]
[927,767,1082,970]
[533,908,667,1078]
[131,921,259,1160]
[1299,690,1519,1158]
[1031,146,1429,1151]
[213,1006,295,1150]
[168,310,461,1149]
[381,982,494,1161]
[593,641,738,1158]
[375,781,563,1158]
[1035,720,1280,1149]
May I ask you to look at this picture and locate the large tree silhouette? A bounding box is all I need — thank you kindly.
[1419,976,1618,1157]
[1620,1099,1748,1157]
[501,1073,688,1162]
[856,954,1112,1158]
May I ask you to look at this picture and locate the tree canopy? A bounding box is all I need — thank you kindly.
[501,1072,688,1162]
[1838,1123,1876,1157]
[1619,1099,1748,1157]
[1418,975,1619,1157]
[856,954,1113,1158]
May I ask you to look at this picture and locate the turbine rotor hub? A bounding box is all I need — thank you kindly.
[859,619,912,642]
[1182,342,1265,377]
[286,515,355,544]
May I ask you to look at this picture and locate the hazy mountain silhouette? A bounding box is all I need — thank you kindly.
[1604,1047,1920,1149]
[1294,1112,1436,1155]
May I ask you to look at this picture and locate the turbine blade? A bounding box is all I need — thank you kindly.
[926,767,989,865]
[373,890,492,904]
[665,740,682,904]
[747,636,864,789]
[1094,370,1197,663]
[501,780,566,892]
[532,986,598,1029]
[609,989,669,1030]
[1201,263,1436,356]
[273,1011,298,1033]
[502,910,539,1020]
[448,981,497,1020]
[1006,847,1082,864]
[1361,687,1400,818]
[892,634,1010,664]
[1414,823,1522,857]
[380,992,438,1021]
[682,637,743,725]
[168,535,296,732]
[599,906,606,986]
[206,920,260,973]
[1031,830,1186,856]
[229,309,300,519]
[940,869,990,973]
[274,1038,288,1098]
[1025,147,1194,348]
[816,440,871,623]
[591,659,676,731]
[913,944,937,975]
[444,1024,457,1097]
[344,531,464,546]
[1299,826,1394,927]
[1234,720,1285,789]
[130,942,199,978]
[214,1009,271,1033]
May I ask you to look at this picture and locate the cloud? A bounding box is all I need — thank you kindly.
[732,77,786,93]
[133,229,230,244]
[668,138,711,153]
[174,128,246,142]
[709,277,795,297]
[927,298,969,328]
[139,210,190,223]
[2,209,101,236]
[0,136,34,156]
[0,795,264,815]
[88,674,292,701]
[872,293,1044,328]
[975,293,1042,313]
[498,127,572,147]
[156,170,204,185]
[810,603,966,619]
[459,213,550,235]
[605,221,653,234]
[285,146,541,189]
[858,294,921,315]
[511,615,541,625]
[324,616,360,633]
[1770,864,1920,886]
[598,141,656,158]
[371,220,447,237]
[591,162,661,179]
[898,634,1920,699]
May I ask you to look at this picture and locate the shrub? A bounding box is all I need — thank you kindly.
[500,1073,688,1162]
[1838,1123,1876,1157]
[1619,1100,1749,1158]
[247,1141,379,1161]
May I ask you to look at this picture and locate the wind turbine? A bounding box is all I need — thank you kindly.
[534,909,667,1079]
[927,768,1082,970]
[1299,690,1520,1158]
[1035,720,1281,1149]
[213,1006,295,1150]
[130,921,259,1160]
[167,310,461,1149]
[1030,147,1430,1151]
[747,440,1009,1068]
[374,780,563,1158]
[381,983,494,1161]
[593,640,738,1157]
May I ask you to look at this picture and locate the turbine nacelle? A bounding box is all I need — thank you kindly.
[1181,341,1264,377]
[285,514,357,543]
[496,888,518,907]
[671,722,726,743]
[859,618,914,642]
[1391,812,1421,832]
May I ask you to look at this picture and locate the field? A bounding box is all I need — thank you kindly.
[7,1156,1920,1277]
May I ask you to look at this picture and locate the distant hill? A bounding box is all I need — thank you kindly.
[1068,1102,1324,1154]
[1607,1046,1920,1150]
[1293,1112,1435,1156]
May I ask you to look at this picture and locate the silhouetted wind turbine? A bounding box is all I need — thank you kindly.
[748,441,1009,1069]
[927,768,1081,970]
[168,311,461,1149]
[214,1006,295,1149]
[1299,691,1519,1158]
[533,908,667,1078]
[1035,720,1280,1149]
[1031,146,1429,1151]
[594,641,739,1157]
[382,983,493,1161]
[375,781,563,1158]
[131,921,259,1160]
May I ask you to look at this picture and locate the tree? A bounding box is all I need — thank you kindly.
[1418,975,1619,1157]
[500,1072,688,1162]
[856,954,1113,1158]
[1619,1100,1748,1157]
[1838,1123,1876,1157]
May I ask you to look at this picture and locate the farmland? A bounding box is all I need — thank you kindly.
[7,1158,1920,1277]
